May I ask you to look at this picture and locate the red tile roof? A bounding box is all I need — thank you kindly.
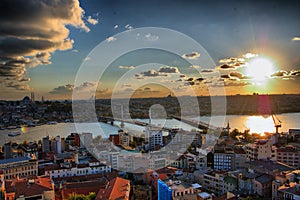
[5,176,53,198]
[96,177,130,200]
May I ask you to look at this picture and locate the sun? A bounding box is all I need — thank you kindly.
[246,57,275,84]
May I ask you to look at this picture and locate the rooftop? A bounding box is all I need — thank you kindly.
[0,156,33,165]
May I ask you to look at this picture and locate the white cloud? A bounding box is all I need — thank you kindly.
[125,24,133,30]
[87,16,99,25]
[119,65,135,69]
[292,37,300,41]
[106,36,117,42]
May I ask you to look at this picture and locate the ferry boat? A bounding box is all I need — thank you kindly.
[8,131,21,137]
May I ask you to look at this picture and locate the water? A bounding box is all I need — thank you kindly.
[0,113,299,146]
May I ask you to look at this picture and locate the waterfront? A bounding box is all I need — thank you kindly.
[0,113,299,146]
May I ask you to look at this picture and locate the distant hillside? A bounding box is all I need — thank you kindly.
[96,94,300,118]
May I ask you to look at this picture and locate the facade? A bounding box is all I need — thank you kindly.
[44,161,111,178]
[276,146,300,168]
[245,139,272,160]
[158,179,172,200]
[0,156,38,180]
[145,127,163,151]
[42,136,50,153]
[254,174,273,198]
[213,148,235,171]
[119,130,130,146]
[80,132,93,148]
[203,171,226,196]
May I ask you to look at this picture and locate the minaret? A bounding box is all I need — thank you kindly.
[224,121,230,135]
[31,92,35,101]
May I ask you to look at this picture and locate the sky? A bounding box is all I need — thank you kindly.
[0,0,300,100]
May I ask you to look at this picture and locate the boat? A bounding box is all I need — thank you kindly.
[47,121,58,125]
[8,131,21,137]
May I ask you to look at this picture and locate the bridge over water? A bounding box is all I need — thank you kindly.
[98,116,222,131]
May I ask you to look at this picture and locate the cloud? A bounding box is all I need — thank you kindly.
[74,81,97,91]
[119,65,135,69]
[0,0,90,90]
[135,74,144,79]
[114,25,119,29]
[84,57,91,61]
[145,33,159,41]
[141,70,161,77]
[87,16,99,25]
[72,49,79,53]
[182,52,200,59]
[201,69,215,73]
[243,53,258,59]
[50,84,74,94]
[158,66,179,73]
[290,70,300,76]
[292,37,300,41]
[271,70,289,77]
[190,65,200,69]
[106,36,117,42]
[229,71,248,80]
[125,24,133,30]
[50,82,97,95]
[218,64,236,70]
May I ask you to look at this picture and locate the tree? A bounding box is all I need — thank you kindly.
[67,192,96,200]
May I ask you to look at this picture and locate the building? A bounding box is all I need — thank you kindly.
[145,127,163,151]
[96,177,130,200]
[65,133,81,147]
[119,130,130,146]
[42,136,50,153]
[44,159,111,179]
[158,179,172,200]
[132,185,152,200]
[158,179,195,200]
[109,134,120,145]
[254,174,274,198]
[4,176,54,200]
[276,146,300,168]
[0,156,38,180]
[80,132,93,148]
[277,182,300,200]
[245,139,273,160]
[3,142,12,159]
[203,171,226,196]
[213,147,235,171]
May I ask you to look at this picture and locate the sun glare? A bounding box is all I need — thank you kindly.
[245,116,275,135]
[246,57,275,84]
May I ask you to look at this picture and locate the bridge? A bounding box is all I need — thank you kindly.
[99,116,222,131]
[171,116,222,131]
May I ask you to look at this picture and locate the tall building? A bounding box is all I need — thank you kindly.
[213,147,235,171]
[119,130,130,146]
[42,136,50,153]
[80,132,93,148]
[3,142,12,159]
[158,179,172,200]
[276,146,300,168]
[145,127,163,151]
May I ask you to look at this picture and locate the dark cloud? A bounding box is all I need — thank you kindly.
[0,0,91,90]
[141,70,161,77]
[158,66,179,73]
[271,70,289,77]
[218,64,236,70]
[290,70,300,76]
[229,71,248,80]
[182,52,200,59]
[195,77,205,82]
[201,69,215,73]
[221,74,230,79]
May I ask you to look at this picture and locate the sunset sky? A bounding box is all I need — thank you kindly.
[0,0,300,100]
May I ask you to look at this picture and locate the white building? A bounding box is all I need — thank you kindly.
[145,127,163,151]
[245,139,273,160]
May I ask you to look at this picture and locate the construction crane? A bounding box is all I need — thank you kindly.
[272,114,282,134]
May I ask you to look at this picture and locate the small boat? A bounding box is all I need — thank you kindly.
[8,131,21,137]
[47,121,57,125]
[7,126,17,130]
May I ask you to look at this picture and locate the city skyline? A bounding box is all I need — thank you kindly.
[0,0,300,100]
